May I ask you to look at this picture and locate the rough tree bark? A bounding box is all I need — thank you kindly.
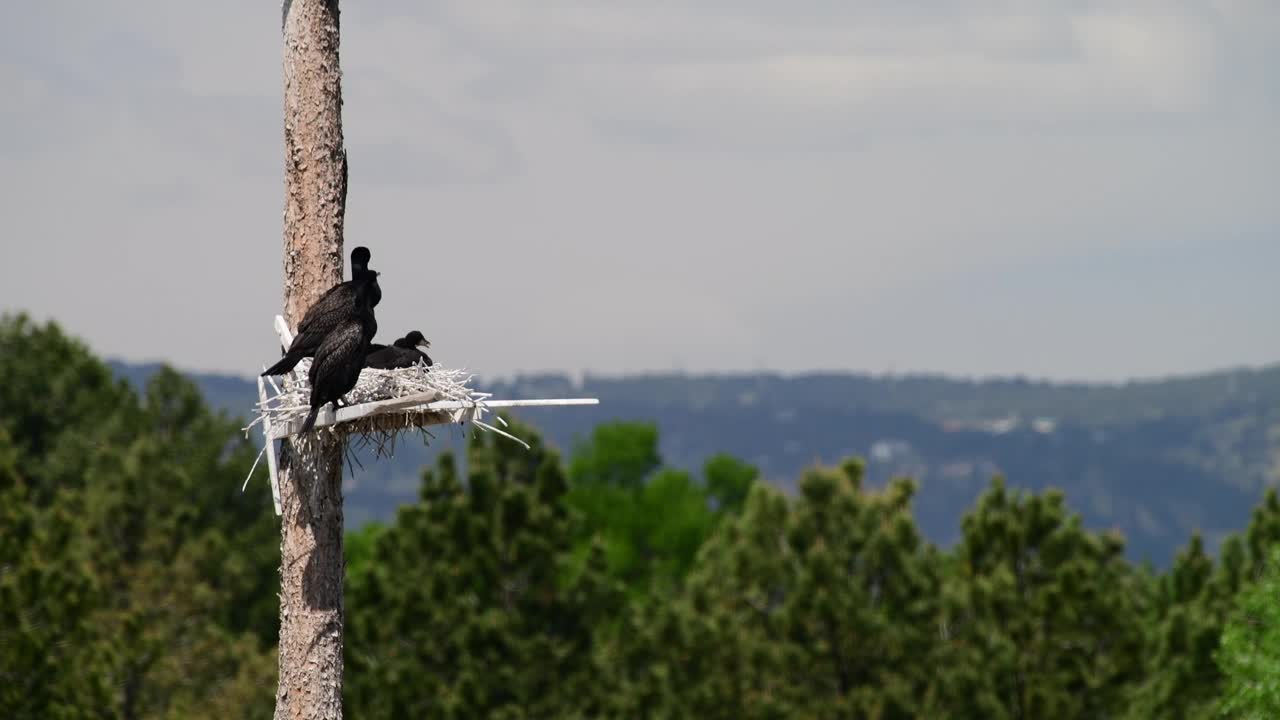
[275,0,349,718]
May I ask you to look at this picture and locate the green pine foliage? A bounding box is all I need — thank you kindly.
[0,314,277,719]
[1218,547,1280,718]
[940,479,1148,718]
[0,444,114,719]
[344,417,624,718]
[563,424,755,596]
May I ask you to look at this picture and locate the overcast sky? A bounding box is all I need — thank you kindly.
[2,1,1277,382]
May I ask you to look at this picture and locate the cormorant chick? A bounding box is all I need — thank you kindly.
[261,246,382,377]
[364,331,432,369]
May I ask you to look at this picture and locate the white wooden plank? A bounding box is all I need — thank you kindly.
[269,390,444,439]
[258,375,283,516]
[451,398,599,409]
[267,396,600,440]
[274,315,295,348]
[269,313,306,400]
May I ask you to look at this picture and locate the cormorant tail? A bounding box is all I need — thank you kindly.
[262,350,304,377]
[299,405,321,435]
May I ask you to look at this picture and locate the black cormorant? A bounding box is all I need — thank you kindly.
[299,269,380,434]
[364,331,433,369]
[261,246,382,377]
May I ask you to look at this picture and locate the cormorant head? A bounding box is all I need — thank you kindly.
[397,330,430,350]
[350,246,372,273]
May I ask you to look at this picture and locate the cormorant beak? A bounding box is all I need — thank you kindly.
[417,340,431,350]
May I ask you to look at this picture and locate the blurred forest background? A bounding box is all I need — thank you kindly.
[5,313,1280,718]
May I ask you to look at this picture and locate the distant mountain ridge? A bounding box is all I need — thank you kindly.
[108,360,1280,565]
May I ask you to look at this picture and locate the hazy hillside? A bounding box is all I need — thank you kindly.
[110,361,1280,564]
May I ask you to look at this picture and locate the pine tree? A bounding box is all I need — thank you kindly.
[1132,490,1280,718]
[564,422,740,596]
[345,416,622,718]
[0,316,279,719]
[85,369,278,719]
[703,453,757,513]
[0,434,114,719]
[1124,534,1220,720]
[606,459,945,719]
[939,478,1147,719]
[1218,546,1280,718]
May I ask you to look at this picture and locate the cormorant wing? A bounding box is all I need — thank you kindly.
[309,319,368,392]
[296,282,357,336]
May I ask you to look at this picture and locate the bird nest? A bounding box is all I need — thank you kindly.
[242,315,599,516]
[245,360,523,451]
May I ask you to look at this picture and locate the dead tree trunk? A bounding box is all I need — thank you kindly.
[275,1,349,718]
